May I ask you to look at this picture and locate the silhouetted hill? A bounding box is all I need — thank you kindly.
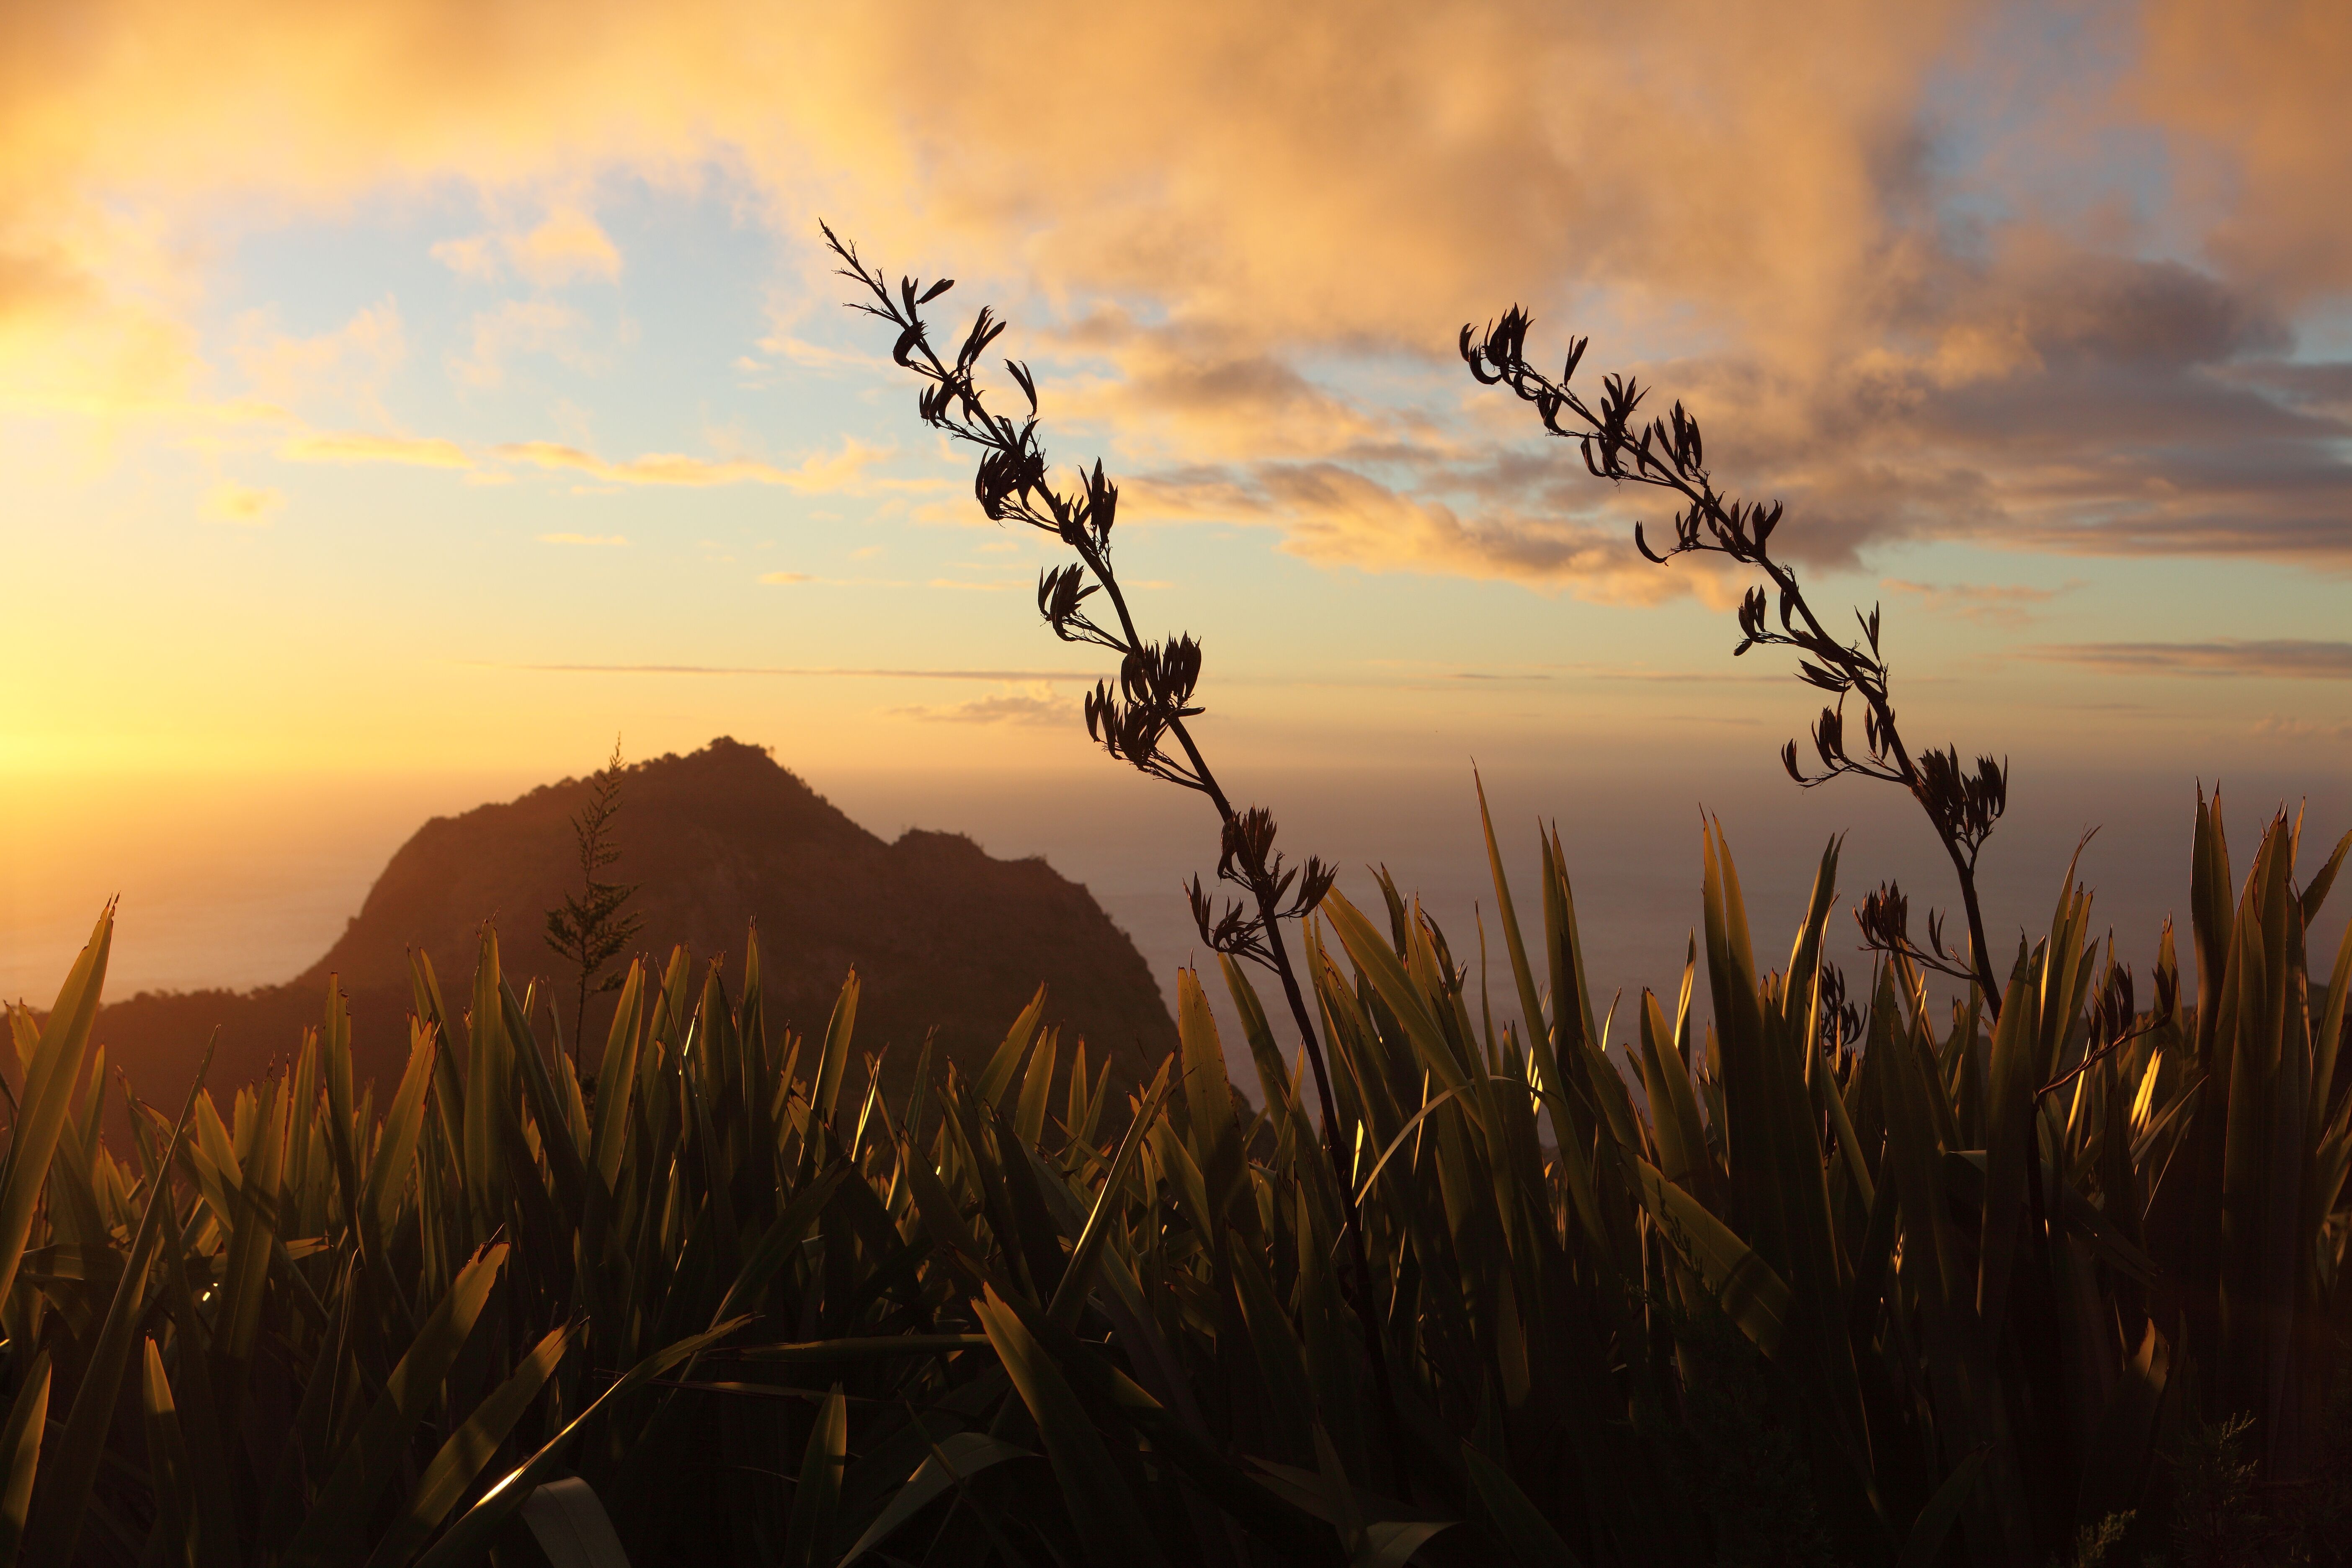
[96,738,1178,1110]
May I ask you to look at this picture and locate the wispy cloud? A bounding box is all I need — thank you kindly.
[1882,578,2085,628]
[9,0,2352,595]
[2028,640,2352,678]
[481,663,1097,681]
[232,299,405,413]
[432,207,622,287]
[890,690,1076,725]
[279,431,471,468]
[2252,714,2352,741]
[538,532,627,546]
[452,299,591,389]
[496,436,904,492]
[201,480,282,527]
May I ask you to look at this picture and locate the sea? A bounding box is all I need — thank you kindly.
[6,758,2347,1068]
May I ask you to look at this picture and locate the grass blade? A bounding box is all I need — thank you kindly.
[411,1317,753,1568]
[974,1285,1167,1568]
[834,1431,1031,1568]
[521,1477,634,1568]
[21,1032,214,1567]
[363,1324,573,1568]
[780,1385,846,1568]
[0,1352,49,1568]
[0,907,112,1313]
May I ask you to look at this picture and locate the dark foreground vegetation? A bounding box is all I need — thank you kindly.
[7,230,2344,1568]
[3,784,2349,1566]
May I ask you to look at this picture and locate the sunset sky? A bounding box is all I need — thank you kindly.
[5,0,2349,1002]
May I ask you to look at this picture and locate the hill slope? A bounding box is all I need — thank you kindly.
[96,738,1178,1105]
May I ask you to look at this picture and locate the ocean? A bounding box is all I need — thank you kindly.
[10,756,2343,1067]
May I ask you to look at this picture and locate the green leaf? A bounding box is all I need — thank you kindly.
[139,1339,196,1568]
[814,969,862,1125]
[21,1032,215,1568]
[365,1016,439,1243]
[973,984,1046,1110]
[0,907,112,1314]
[1013,1026,1057,1148]
[1320,890,1470,1099]
[1358,1519,1453,1568]
[411,1317,752,1568]
[1047,1073,1173,1329]
[364,1323,573,1568]
[280,1244,512,1564]
[781,1385,847,1568]
[834,1431,1031,1568]
[1632,1158,1789,1359]
[1460,1442,1579,1568]
[1895,1445,1989,1568]
[0,1351,50,1568]
[519,1477,633,1568]
[973,1285,1166,1568]
[1176,968,1240,1179]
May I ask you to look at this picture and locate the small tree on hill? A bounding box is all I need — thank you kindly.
[545,736,645,1064]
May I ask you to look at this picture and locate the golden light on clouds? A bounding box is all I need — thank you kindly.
[2,0,2347,792]
[2,0,2343,567]
[491,436,898,491]
[280,431,472,468]
[200,478,283,526]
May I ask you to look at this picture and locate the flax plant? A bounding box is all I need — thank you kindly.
[818,223,1409,1458]
[1461,312,2010,1015]
[0,789,2345,1563]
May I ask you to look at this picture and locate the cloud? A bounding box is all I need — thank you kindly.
[2132,0,2352,302]
[279,431,471,467]
[758,570,813,584]
[2251,715,2352,742]
[509,208,622,286]
[5,0,2351,584]
[497,435,899,491]
[232,298,405,410]
[1882,577,2084,628]
[2028,640,2352,679]
[537,531,627,545]
[433,207,623,286]
[429,235,500,280]
[201,479,282,526]
[452,299,593,388]
[1134,459,1742,606]
[890,688,1076,725]
[485,662,1095,679]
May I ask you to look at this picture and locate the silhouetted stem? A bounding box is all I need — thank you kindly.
[827,230,1408,1465]
[1084,547,1408,1467]
[1742,548,2003,1014]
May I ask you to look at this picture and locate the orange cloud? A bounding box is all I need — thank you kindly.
[201,479,283,526]
[2133,0,2352,301]
[432,206,622,286]
[231,299,405,413]
[4,0,2347,590]
[1881,577,2084,628]
[452,299,593,388]
[279,431,471,467]
[496,435,896,491]
[2030,641,2352,679]
[1133,460,1723,606]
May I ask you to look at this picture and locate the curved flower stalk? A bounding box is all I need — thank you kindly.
[1461,308,2008,1013]
[821,223,1399,1442]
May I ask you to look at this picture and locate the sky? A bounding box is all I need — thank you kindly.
[3,0,2349,1013]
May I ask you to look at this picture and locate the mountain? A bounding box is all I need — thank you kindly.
[94,738,1179,1110]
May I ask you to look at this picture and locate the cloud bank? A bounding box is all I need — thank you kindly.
[4,0,2347,590]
